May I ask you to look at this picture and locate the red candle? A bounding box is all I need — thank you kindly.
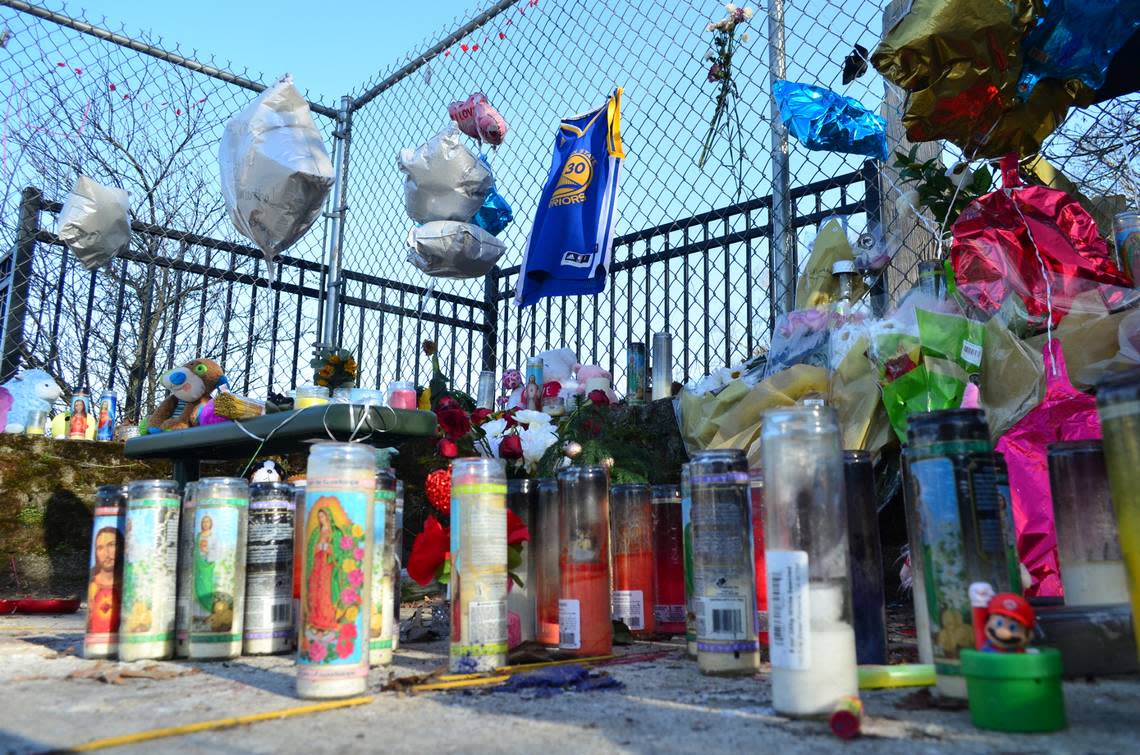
[651,485,686,635]
[610,484,656,637]
[559,561,612,656]
[751,470,768,647]
[558,466,612,657]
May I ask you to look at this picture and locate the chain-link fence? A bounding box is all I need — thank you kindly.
[2,0,1138,412]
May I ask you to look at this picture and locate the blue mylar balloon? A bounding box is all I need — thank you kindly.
[1018,0,1140,100]
[471,155,513,236]
[773,80,888,161]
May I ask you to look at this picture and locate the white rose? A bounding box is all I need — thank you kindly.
[519,425,558,472]
[514,409,552,426]
[481,418,508,438]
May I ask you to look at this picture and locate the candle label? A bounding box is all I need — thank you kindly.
[84,503,126,654]
[244,497,295,646]
[692,495,758,654]
[450,481,508,671]
[370,489,392,657]
[767,549,810,670]
[120,497,180,646]
[612,590,644,631]
[559,599,581,649]
[190,497,248,645]
[654,604,686,624]
[299,490,371,681]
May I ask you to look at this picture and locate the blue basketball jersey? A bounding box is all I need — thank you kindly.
[514,88,625,307]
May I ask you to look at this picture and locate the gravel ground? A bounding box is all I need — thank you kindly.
[1,613,1138,754]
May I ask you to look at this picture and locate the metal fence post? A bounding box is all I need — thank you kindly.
[1,186,42,382]
[482,268,499,372]
[767,0,796,316]
[318,95,354,351]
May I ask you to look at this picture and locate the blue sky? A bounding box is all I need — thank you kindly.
[72,0,479,101]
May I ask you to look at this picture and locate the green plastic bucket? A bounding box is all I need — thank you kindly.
[960,648,1067,733]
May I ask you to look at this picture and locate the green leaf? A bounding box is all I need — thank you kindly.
[970,165,993,194]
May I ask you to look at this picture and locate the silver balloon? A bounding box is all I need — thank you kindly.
[407,221,506,279]
[397,126,492,224]
[57,176,130,271]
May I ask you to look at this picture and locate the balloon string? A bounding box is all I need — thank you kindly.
[1009,190,1057,376]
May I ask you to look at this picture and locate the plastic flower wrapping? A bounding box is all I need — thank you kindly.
[772,80,888,161]
[950,155,1134,331]
[996,340,1102,598]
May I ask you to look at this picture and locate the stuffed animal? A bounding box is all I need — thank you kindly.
[0,369,63,433]
[575,364,617,402]
[146,358,227,433]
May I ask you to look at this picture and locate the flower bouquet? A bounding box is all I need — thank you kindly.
[698,3,754,198]
[310,346,357,390]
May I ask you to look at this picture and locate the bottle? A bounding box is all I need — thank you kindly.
[1095,368,1140,661]
[370,451,398,666]
[831,260,857,316]
[535,479,561,646]
[297,443,376,699]
[449,458,509,673]
[120,479,181,661]
[651,484,686,635]
[84,484,128,659]
[243,481,295,655]
[904,408,1016,699]
[690,449,760,675]
[762,406,858,716]
[558,465,612,657]
[651,332,673,401]
[507,478,539,644]
[188,477,249,660]
[843,450,887,666]
[610,483,656,637]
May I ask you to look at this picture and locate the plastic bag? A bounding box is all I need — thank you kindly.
[407,221,506,279]
[56,176,130,270]
[219,75,334,273]
[397,126,493,224]
[795,217,866,310]
[764,309,832,378]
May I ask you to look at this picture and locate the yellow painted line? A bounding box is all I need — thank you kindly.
[411,675,510,692]
[0,626,70,633]
[68,696,373,752]
[435,653,618,682]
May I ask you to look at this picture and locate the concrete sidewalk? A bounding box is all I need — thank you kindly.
[1,614,1138,754]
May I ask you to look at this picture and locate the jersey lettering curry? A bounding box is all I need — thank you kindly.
[515,88,625,306]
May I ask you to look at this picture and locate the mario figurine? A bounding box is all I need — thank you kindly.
[982,593,1035,653]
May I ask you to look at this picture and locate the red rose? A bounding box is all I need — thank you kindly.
[436,395,459,412]
[502,409,518,429]
[471,408,493,426]
[542,381,562,398]
[507,508,530,546]
[499,434,523,459]
[438,438,459,458]
[588,389,610,407]
[436,407,471,440]
[408,516,450,586]
[425,467,452,514]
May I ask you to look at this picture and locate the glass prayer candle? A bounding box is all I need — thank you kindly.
[507,478,539,644]
[297,443,375,699]
[1096,369,1140,661]
[174,481,197,659]
[651,332,672,401]
[843,450,887,666]
[243,481,296,655]
[84,484,128,659]
[477,370,497,410]
[370,459,398,666]
[899,451,933,665]
[387,381,417,410]
[535,478,561,646]
[904,408,1014,700]
[609,483,656,637]
[392,480,404,652]
[690,449,760,675]
[993,453,1024,593]
[762,407,857,716]
[626,342,647,403]
[558,465,612,657]
[120,479,181,662]
[295,384,330,409]
[524,357,544,410]
[681,464,697,657]
[291,479,306,638]
[449,459,508,673]
[188,477,249,660]
[1112,210,1140,281]
[24,410,47,435]
[651,484,686,635]
[750,469,768,649]
[1049,441,1130,607]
